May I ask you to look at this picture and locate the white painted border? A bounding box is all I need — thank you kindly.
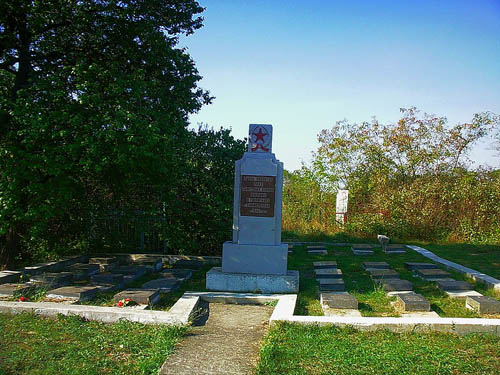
[406,245,500,291]
[1,291,499,336]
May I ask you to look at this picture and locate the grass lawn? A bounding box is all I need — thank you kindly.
[288,243,500,318]
[0,313,186,375]
[257,322,500,375]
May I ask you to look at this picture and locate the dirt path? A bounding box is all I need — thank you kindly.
[159,303,273,375]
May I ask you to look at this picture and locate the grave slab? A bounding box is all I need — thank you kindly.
[111,265,148,278]
[113,289,160,306]
[395,292,430,312]
[318,278,345,292]
[320,292,358,309]
[313,261,337,269]
[466,295,500,314]
[89,283,123,293]
[141,278,180,292]
[415,269,451,280]
[91,273,124,284]
[171,259,203,270]
[352,244,373,249]
[67,263,100,280]
[314,268,343,279]
[362,262,389,270]
[352,249,374,256]
[46,286,99,302]
[30,272,73,288]
[384,244,406,254]
[307,245,327,250]
[89,257,119,272]
[160,269,192,281]
[0,283,33,297]
[377,279,413,292]
[404,262,439,271]
[445,290,483,298]
[367,269,400,280]
[436,279,474,291]
[307,249,328,255]
[0,271,22,284]
[131,259,163,273]
[206,267,299,293]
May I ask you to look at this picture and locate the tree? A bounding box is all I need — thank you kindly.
[0,1,212,265]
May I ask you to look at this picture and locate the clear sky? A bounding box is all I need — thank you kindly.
[181,0,500,171]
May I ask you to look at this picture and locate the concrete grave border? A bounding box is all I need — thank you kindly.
[1,291,499,335]
[406,245,500,291]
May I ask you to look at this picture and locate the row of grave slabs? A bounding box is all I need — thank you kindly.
[0,254,218,309]
[1,245,500,336]
[296,243,500,318]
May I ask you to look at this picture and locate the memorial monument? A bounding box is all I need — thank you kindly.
[206,124,299,293]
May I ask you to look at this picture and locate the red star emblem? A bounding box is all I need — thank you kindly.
[252,127,267,142]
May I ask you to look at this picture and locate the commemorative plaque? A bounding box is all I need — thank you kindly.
[240,175,276,217]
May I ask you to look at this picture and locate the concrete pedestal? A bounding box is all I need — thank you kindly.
[221,242,287,275]
[206,267,299,293]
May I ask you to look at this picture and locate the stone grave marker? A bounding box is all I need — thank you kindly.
[404,262,439,271]
[0,270,22,284]
[67,263,100,281]
[377,279,413,292]
[160,269,192,281]
[435,279,473,291]
[466,295,500,314]
[321,292,358,309]
[141,278,180,292]
[46,286,99,302]
[313,261,338,269]
[318,278,345,292]
[314,268,343,279]
[89,257,119,272]
[352,244,374,256]
[362,262,389,270]
[384,244,406,254]
[415,268,451,280]
[206,124,299,293]
[30,272,73,288]
[366,269,400,280]
[395,292,430,312]
[91,273,124,284]
[113,289,160,306]
[0,283,33,298]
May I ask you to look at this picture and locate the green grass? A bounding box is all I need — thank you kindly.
[257,322,500,375]
[0,312,186,375]
[288,243,499,318]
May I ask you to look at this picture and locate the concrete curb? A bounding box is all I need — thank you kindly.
[406,245,500,291]
[2,291,500,336]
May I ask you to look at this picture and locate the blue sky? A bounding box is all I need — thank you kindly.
[181,0,500,171]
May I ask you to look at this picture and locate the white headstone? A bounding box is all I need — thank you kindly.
[336,190,348,225]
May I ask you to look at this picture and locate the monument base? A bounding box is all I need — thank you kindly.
[221,242,288,275]
[206,267,299,293]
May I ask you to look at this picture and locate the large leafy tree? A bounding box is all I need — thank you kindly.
[0,0,212,265]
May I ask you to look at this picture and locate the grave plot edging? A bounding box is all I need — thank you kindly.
[406,245,500,291]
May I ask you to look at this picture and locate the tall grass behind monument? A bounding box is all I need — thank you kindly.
[282,108,500,243]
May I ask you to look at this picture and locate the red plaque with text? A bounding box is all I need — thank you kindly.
[240,175,276,217]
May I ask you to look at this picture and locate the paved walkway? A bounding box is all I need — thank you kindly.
[159,303,274,375]
[406,245,500,291]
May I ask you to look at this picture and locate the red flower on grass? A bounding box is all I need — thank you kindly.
[117,301,124,307]
[18,296,27,302]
